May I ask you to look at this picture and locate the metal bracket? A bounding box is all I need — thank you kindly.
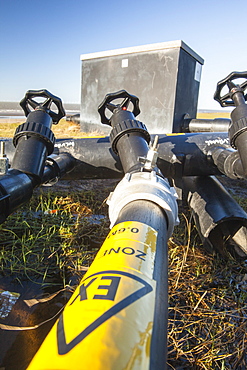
[138,135,159,171]
[0,142,9,175]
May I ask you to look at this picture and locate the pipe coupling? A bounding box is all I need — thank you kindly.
[107,171,179,237]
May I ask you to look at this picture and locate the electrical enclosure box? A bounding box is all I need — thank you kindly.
[80,40,204,134]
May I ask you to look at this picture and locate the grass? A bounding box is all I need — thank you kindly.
[0,188,111,288]
[1,187,246,368]
[167,213,247,369]
[0,118,102,139]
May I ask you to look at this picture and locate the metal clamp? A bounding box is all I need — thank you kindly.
[138,135,159,171]
[107,170,179,237]
[0,142,9,175]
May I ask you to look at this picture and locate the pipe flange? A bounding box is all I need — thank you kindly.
[229,116,247,149]
[107,171,179,237]
[13,121,55,155]
[110,119,150,154]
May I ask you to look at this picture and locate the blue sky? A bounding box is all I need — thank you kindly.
[0,0,247,110]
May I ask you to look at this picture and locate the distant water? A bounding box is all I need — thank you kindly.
[0,116,25,123]
[198,108,232,113]
[0,102,80,118]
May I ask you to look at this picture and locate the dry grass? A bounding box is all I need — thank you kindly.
[0,119,21,138]
[0,111,231,139]
[197,111,231,119]
[0,119,103,139]
[167,212,247,369]
[0,188,111,287]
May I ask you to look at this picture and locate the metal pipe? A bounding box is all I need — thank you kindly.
[182,118,230,133]
[116,199,169,370]
[0,141,9,175]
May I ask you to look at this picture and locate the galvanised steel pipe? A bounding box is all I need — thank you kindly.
[182,117,230,133]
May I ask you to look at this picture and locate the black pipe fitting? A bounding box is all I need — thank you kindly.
[12,111,55,184]
[183,175,247,257]
[13,114,55,154]
[0,169,34,224]
[210,146,244,179]
[229,101,247,175]
[110,118,150,155]
[41,153,76,185]
[11,90,65,185]
[214,72,247,176]
[109,111,150,174]
[0,90,69,224]
[98,90,151,173]
[0,153,75,225]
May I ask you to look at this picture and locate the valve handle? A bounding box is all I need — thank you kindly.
[98,90,140,125]
[20,89,65,124]
[214,71,247,107]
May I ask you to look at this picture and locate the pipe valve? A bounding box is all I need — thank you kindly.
[214,72,247,175]
[12,89,65,184]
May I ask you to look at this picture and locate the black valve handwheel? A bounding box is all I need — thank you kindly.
[98,90,141,125]
[214,71,247,107]
[20,89,65,124]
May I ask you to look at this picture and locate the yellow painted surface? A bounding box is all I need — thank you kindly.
[27,221,157,370]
